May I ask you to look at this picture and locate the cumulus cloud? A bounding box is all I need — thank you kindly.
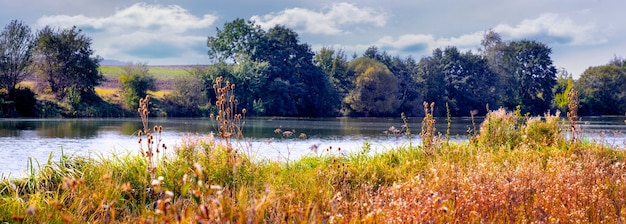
[35,3,217,63]
[369,13,602,56]
[250,2,386,34]
[493,13,604,45]
[373,32,484,55]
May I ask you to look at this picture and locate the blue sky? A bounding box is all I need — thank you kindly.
[1,0,624,77]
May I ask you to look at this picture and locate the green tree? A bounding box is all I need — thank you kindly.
[363,46,423,116]
[575,58,626,115]
[482,32,557,115]
[315,47,353,98]
[207,19,338,116]
[553,68,574,112]
[207,18,265,63]
[164,68,209,116]
[344,57,399,116]
[418,47,496,116]
[118,63,155,110]
[315,47,354,115]
[0,20,34,95]
[33,26,102,99]
[418,48,446,116]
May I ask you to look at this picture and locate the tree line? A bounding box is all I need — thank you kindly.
[1,19,624,117]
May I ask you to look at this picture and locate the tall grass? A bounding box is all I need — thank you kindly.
[1,78,625,222]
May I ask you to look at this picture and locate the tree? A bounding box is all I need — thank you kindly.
[207,19,338,116]
[164,68,209,116]
[575,59,626,115]
[0,20,34,95]
[553,68,574,112]
[418,47,496,116]
[363,46,423,116]
[207,18,265,63]
[505,40,557,114]
[344,57,399,116]
[119,63,156,110]
[315,47,354,114]
[33,26,102,99]
[482,32,557,115]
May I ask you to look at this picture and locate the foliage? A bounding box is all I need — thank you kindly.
[162,69,209,116]
[0,87,36,117]
[553,68,574,112]
[476,108,522,149]
[344,57,400,116]
[207,19,339,117]
[0,20,34,95]
[363,46,423,116]
[483,33,557,115]
[118,63,156,110]
[418,47,496,116]
[315,47,353,114]
[575,58,626,115]
[32,26,102,99]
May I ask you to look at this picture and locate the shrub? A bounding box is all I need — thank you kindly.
[162,73,209,116]
[476,108,521,148]
[119,63,155,110]
[522,111,564,148]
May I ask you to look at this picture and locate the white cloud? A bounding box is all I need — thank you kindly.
[250,2,386,34]
[37,3,217,33]
[366,13,603,57]
[493,13,604,45]
[35,3,217,63]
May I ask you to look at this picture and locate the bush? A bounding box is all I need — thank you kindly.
[476,108,521,148]
[162,73,209,117]
[0,87,37,117]
[522,111,564,148]
[119,63,155,110]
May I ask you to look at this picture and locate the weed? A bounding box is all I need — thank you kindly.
[568,89,581,142]
[401,112,413,148]
[420,101,438,154]
[136,95,166,180]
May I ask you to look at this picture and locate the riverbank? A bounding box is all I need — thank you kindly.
[1,110,625,222]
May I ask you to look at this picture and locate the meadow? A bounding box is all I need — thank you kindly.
[99,65,191,81]
[1,79,625,223]
[95,65,188,103]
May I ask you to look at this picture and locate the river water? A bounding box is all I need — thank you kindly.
[1,116,624,178]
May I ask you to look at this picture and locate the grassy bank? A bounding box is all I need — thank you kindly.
[1,103,625,223]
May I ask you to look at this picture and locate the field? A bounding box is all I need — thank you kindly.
[1,98,625,222]
[95,65,194,100]
[98,65,195,80]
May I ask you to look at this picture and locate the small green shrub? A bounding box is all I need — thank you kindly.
[522,111,564,148]
[119,63,156,110]
[476,108,521,148]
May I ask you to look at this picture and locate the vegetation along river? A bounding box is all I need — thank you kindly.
[0,116,624,178]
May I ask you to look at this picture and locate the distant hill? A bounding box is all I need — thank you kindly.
[100,59,128,66]
[100,59,208,69]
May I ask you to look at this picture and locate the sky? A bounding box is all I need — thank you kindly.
[1,0,624,78]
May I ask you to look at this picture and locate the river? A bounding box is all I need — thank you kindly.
[1,116,624,178]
